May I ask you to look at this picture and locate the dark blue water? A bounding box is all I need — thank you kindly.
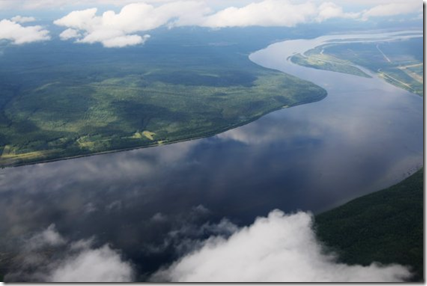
[0,31,423,278]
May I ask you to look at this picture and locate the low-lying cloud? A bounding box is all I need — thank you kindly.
[26,224,67,250]
[47,242,134,282]
[0,18,50,44]
[5,225,134,282]
[3,210,414,282]
[152,210,412,282]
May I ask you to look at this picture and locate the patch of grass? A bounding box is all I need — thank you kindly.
[142,131,156,141]
[132,131,156,141]
[315,168,424,282]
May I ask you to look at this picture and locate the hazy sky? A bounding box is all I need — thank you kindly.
[0,0,422,10]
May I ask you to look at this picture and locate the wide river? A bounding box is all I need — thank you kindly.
[0,31,423,278]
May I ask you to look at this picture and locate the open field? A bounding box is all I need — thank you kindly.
[0,40,326,167]
[291,38,423,96]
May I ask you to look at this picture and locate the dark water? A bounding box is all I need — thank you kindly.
[0,31,423,278]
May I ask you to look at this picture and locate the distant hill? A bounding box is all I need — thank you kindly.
[315,168,423,282]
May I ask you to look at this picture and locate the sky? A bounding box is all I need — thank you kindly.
[0,0,423,47]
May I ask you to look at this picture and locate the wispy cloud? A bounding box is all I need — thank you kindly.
[26,224,67,250]
[152,210,412,282]
[361,2,422,20]
[5,225,134,282]
[10,15,36,23]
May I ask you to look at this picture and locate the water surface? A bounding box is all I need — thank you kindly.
[0,31,423,277]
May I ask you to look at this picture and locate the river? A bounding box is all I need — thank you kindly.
[0,31,423,278]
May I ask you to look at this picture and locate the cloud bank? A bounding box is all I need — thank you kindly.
[152,210,412,282]
[0,18,50,44]
[197,0,360,28]
[198,0,317,28]
[52,0,422,48]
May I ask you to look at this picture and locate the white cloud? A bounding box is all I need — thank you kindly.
[51,0,423,48]
[0,0,423,22]
[53,2,207,47]
[52,0,355,48]
[55,8,98,30]
[152,210,412,282]
[102,34,150,47]
[11,15,36,23]
[316,2,360,22]
[0,19,50,44]
[59,28,81,40]
[75,29,150,48]
[5,225,134,282]
[198,0,318,28]
[26,224,67,250]
[48,243,134,282]
[361,2,422,20]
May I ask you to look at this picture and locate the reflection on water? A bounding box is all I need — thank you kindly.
[0,31,423,279]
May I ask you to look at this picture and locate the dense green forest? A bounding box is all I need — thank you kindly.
[316,168,424,282]
[0,35,326,167]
